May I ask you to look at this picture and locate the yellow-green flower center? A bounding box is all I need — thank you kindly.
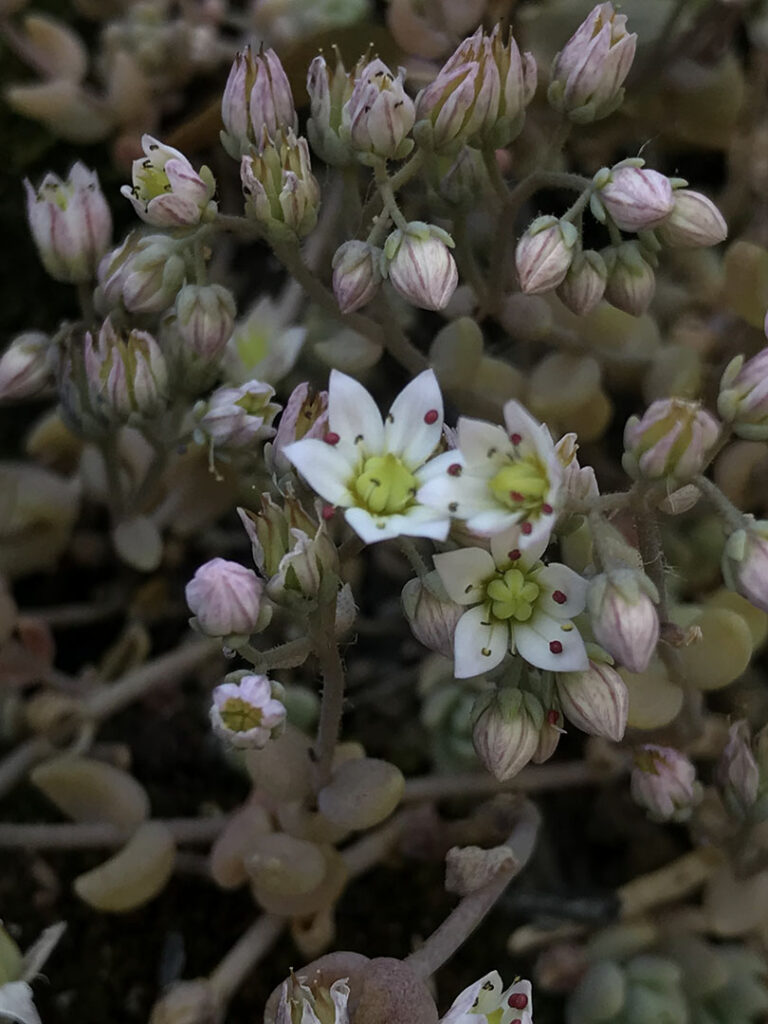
[219,697,263,733]
[485,568,540,622]
[236,391,269,415]
[137,164,171,199]
[488,455,549,514]
[353,453,417,515]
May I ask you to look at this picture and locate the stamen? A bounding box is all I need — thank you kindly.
[552,590,567,604]
[424,409,439,424]
[549,640,563,654]
[448,463,462,476]
[509,491,525,502]
[508,549,521,561]
[546,710,559,725]
[321,505,336,520]
[521,522,533,535]
[508,994,529,1010]
[510,432,522,445]
[324,431,340,445]
[542,502,553,514]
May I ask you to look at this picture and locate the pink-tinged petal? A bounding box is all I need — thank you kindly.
[384,369,443,468]
[416,449,465,484]
[145,194,202,227]
[283,437,356,506]
[453,604,509,678]
[490,524,549,570]
[328,369,384,452]
[433,547,496,604]
[536,563,588,618]
[457,417,514,472]
[418,472,498,518]
[513,612,588,672]
[440,972,504,1024]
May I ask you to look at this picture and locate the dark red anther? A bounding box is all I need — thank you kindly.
[547,710,559,725]
[521,522,533,535]
[509,491,525,502]
[424,409,439,424]
[508,994,529,1010]
[510,432,522,445]
[552,590,567,605]
[321,505,336,520]
[448,463,462,476]
[324,431,340,445]
[508,549,521,561]
[549,640,563,654]
[542,503,553,514]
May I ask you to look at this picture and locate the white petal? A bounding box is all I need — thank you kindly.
[457,417,514,472]
[440,972,504,1024]
[464,508,520,536]
[513,612,589,672]
[328,369,384,452]
[284,438,356,506]
[417,449,464,484]
[536,563,588,618]
[418,472,497,518]
[453,604,509,678]
[520,513,557,552]
[490,524,549,569]
[396,503,452,540]
[500,979,533,1024]
[503,399,549,452]
[344,506,401,543]
[384,369,443,468]
[433,547,496,604]
[0,982,42,1024]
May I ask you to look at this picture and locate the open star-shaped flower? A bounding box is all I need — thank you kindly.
[284,369,450,544]
[418,401,562,546]
[434,525,588,678]
[440,971,533,1024]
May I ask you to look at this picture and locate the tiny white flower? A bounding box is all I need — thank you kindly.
[440,971,533,1024]
[284,369,451,544]
[276,974,350,1024]
[121,134,216,228]
[418,400,562,545]
[434,525,588,678]
[210,674,286,749]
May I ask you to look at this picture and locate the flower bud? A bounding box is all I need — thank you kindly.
[196,380,280,449]
[186,557,265,638]
[622,398,721,483]
[382,221,458,311]
[587,570,659,673]
[401,572,464,659]
[515,216,578,295]
[318,757,404,831]
[210,673,286,749]
[631,744,700,822]
[656,188,728,248]
[557,658,628,740]
[718,348,768,440]
[332,240,382,314]
[0,332,51,400]
[97,232,187,315]
[533,708,565,764]
[471,688,542,781]
[84,316,168,425]
[121,135,216,228]
[220,45,297,159]
[341,58,415,163]
[269,383,329,475]
[556,249,607,315]
[306,51,356,166]
[240,130,320,241]
[548,3,637,123]
[722,519,768,613]
[167,283,236,392]
[25,161,112,283]
[594,162,674,232]
[718,720,759,817]
[603,241,656,316]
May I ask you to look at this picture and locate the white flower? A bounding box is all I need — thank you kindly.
[121,134,216,228]
[284,369,451,544]
[275,974,350,1024]
[434,525,588,678]
[418,400,562,546]
[440,971,533,1024]
[210,674,286,749]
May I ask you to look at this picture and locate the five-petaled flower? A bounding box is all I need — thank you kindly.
[210,674,285,749]
[284,369,451,544]
[440,971,534,1024]
[418,400,562,545]
[121,135,216,228]
[434,525,588,678]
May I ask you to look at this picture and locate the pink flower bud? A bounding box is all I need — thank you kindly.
[532,708,564,764]
[556,249,607,315]
[623,398,721,483]
[0,332,51,401]
[515,216,578,295]
[121,135,216,228]
[603,241,656,316]
[332,240,382,314]
[25,162,112,283]
[549,2,637,122]
[587,570,659,673]
[718,720,759,817]
[656,189,727,248]
[174,283,236,366]
[557,658,628,740]
[341,58,415,163]
[596,163,674,232]
[401,572,464,659]
[722,520,768,613]
[383,222,458,311]
[221,46,297,159]
[97,232,186,315]
[186,557,265,637]
[718,349,768,440]
[84,316,168,425]
[210,672,285,748]
[631,744,700,822]
[197,380,280,449]
[471,689,542,781]
[306,52,356,166]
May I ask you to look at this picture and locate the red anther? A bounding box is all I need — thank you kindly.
[549,640,563,654]
[510,432,522,445]
[509,491,525,502]
[508,549,521,561]
[321,505,336,520]
[508,994,529,1010]
[324,431,340,445]
[521,522,533,535]
[448,463,462,476]
[424,409,439,424]
[552,590,567,604]
[542,503,553,514]
[546,710,559,725]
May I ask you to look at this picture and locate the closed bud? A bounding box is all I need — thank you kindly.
[211,673,286,749]
[631,744,701,822]
[594,161,674,232]
[196,380,280,449]
[557,657,628,740]
[341,58,415,163]
[515,216,578,295]
[401,572,464,659]
[587,570,659,673]
[0,331,52,400]
[471,688,542,781]
[332,240,382,314]
[623,398,721,483]
[185,557,265,638]
[84,315,168,424]
[318,757,404,831]
[718,720,759,817]
[657,188,727,248]
[722,519,768,613]
[382,221,458,311]
[167,283,236,392]
[556,249,607,315]
[603,241,656,316]
[306,51,356,166]
[25,161,112,283]
[241,130,320,241]
[533,707,565,764]
[718,348,768,440]
[220,45,297,159]
[269,383,329,475]
[548,2,637,123]
[121,135,216,228]
[97,232,186,315]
